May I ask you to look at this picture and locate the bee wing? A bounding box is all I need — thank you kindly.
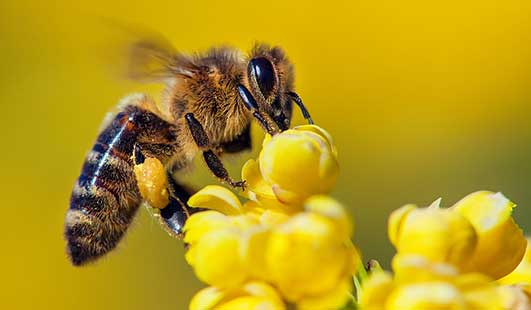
[127,38,198,81]
[101,20,198,82]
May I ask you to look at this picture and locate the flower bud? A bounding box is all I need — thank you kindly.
[359,270,394,310]
[451,191,527,279]
[266,212,354,300]
[187,185,243,215]
[192,228,248,288]
[189,282,285,310]
[255,125,339,204]
[386,282,466,310]
[388,203,478,270]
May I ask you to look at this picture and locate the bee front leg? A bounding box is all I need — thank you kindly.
[237,84,278,135]
[185,113,246,190]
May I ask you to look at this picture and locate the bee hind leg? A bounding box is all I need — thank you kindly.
[185,113,246,190]
[132,142,198,237]
[133,142,178,165]
[158,171,201,237]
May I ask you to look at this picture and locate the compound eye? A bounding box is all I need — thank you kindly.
[249,57,276,97]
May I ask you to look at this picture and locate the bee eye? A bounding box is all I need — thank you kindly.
[249,57,276,97]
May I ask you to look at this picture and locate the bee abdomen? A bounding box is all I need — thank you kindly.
[66,110,143,266]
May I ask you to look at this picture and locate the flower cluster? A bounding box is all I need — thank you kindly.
[361,192,531,310]
[184,125,359,310]
[133,124,531,309]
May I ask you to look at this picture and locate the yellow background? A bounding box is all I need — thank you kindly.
[1,0,531,308]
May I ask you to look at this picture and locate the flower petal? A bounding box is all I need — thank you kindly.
[452,191,527,279]
[190,282,286,310]
[359,271,394,310]
[242,282,285,306]
[188,185,243,215]
[189,286,226,310]
[386,282,466,310]
[267,213,350,300]
[192,229,248,288]
[241,159,277,201]
[499,237,531,285]
[388,204,416,247]
[304,195,353,239]
[392,254,459,283]
[183,211,231,245]
[390,205,478,270]
[240,227,271,281]
[258,129,339,204]
[296,277,353,310]
[293,124,338,157]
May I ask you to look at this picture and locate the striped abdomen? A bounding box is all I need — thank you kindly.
[65,108,143,266]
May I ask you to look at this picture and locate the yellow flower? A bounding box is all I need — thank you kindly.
[187,185,243,215]
[359,270,394,310]
[183,210,259,288]
[184,126,358,309]
[266,196,357,302]
[189,282,285,310]
[388,200,478,270]
[387,282,466,310]
[304,195,353,239]
[241,159,278,204]
[361,255,507,310]
[183,210,234,254]
[183,186,261,288]
[497,285,531,310]
[296,277,354,310]
[191,228,248,288]
[391,254,459,283]
[451,191,527,279]
[242,125,339,206]
[362,191,529,309]
[499,237,531,285]
[185,185,357,308]
[389,191,527,280]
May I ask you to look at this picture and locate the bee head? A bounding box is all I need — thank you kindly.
[244,45,295,131]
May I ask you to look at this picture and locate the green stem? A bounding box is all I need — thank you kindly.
[351,254,368,304]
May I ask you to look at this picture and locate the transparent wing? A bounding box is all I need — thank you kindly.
[100,20,197,82]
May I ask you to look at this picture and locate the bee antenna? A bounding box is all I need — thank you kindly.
[287,91,313,124]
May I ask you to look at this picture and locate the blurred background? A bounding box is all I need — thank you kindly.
[1,0,531,308]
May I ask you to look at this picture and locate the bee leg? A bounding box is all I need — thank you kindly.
[287,91,314,124]
[133,142,197,236]
[185,113,246,190]
[157,171,202,237]
[203,150,246,189]
[158,197,189,237]
[133,143,197,237]
[133,142,178,165]
[237,84,278,135]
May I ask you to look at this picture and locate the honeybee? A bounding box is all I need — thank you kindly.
[64,39,313,266]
